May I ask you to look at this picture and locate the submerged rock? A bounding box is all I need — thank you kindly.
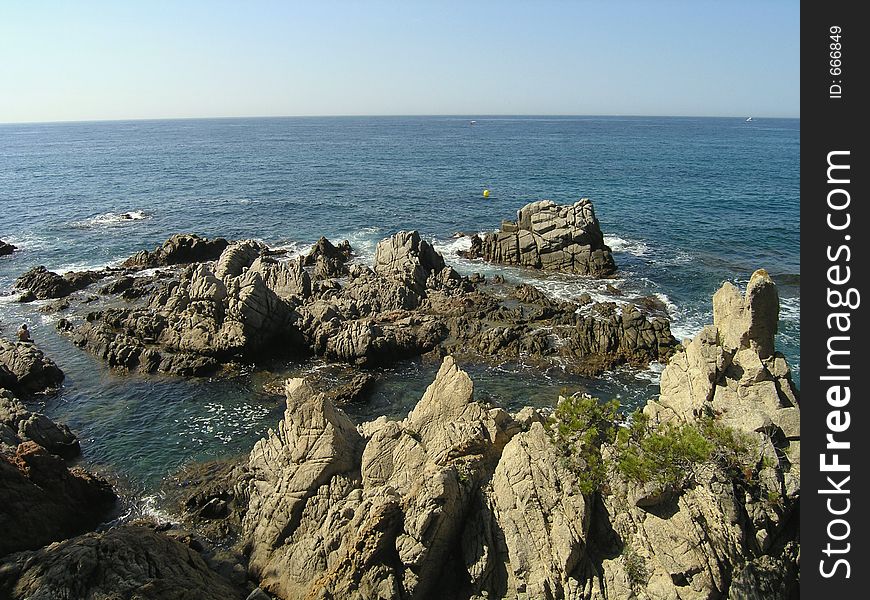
[461,199,617,277]
[0,239,16,256]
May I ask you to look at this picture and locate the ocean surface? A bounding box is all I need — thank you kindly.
[0,116,799,511]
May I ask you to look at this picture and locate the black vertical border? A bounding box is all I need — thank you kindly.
[801,1,867,596]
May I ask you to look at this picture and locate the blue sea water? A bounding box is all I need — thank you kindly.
[0,116,799,501]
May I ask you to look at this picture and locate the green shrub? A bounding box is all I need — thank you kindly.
[623,544,648,589]
[615,411,756,489]
[615,412,713,489]
[550,394,620,494]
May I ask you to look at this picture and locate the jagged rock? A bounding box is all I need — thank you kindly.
[242,357,517,599]
[58,231,672,377]
[602,269,799,600]
[249,256,311,301]
[0,441,116,556]
[713,269,779,359]
[122,233,229,270]
[15,266,106,301]
[649,269,798,438]
[0,239,16,256]
[303,236,353,279]
[0,389,80,458]
[0,338,64,395]
[461,199,617,277]
[374,230,445,291]
[463,421,601,599]
[0,523,246,599]
[215,240,267,279]
[302,236,353,267]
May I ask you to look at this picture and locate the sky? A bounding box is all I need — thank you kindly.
[0,1,800,123]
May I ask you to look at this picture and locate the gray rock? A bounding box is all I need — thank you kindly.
[15,266,106,301]
[461,199,617,277]
[374,230,445,291]
[0,338,64,395]
[603,269,799,600]
[0,239,16,256]
[0,389,80,458]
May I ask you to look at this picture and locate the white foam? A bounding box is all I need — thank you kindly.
[139,494,174,522]
[345,226,384,262]
[73,210,150,228]
[1,233,52,252]
[605,235,650,257]
[779,296,800,322]
[431,235,473,258]
[268,240,306,260]
[53,257,123,275]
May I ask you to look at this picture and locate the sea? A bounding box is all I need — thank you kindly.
[0,116,799,515]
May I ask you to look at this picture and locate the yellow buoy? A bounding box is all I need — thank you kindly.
[482,189,490,198]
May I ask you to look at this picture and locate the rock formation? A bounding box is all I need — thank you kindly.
[0,338,64,395]
[241,357,520,599]
[49,231,672,377]
[1,389,80,458]
[600,269,800,599]
[232,271,797,599]
[15,266,106,301]
[61,240,306,375]
[0,239,16,256]
[461,199,617,277]
[0,439,116,557]
[0,523,247,599]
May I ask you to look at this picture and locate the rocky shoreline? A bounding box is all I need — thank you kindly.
[0,200,799,599]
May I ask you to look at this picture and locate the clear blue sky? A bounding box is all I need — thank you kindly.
[0,1,799,123]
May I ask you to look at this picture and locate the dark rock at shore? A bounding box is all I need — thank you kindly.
[0,440,116,557]
[0,240,16,256]
[0,338,64,396]
[15,266,107,301]
[0,523,247,599]
[1,389,80,458]
[460,198,617,277]
[122,233,230,270]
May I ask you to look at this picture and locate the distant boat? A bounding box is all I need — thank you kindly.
[469,120,477,126]
[745,117,753,122]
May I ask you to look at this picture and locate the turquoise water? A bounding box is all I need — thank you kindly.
[0,116,799,491]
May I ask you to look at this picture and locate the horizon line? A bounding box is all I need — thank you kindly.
[0,112,800,126]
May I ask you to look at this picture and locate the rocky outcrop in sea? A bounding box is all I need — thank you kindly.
[461,199,617,277]
[0,239,16,257]
[18,227,672,379]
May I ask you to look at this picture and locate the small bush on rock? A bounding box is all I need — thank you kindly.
[550,393,619,494]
